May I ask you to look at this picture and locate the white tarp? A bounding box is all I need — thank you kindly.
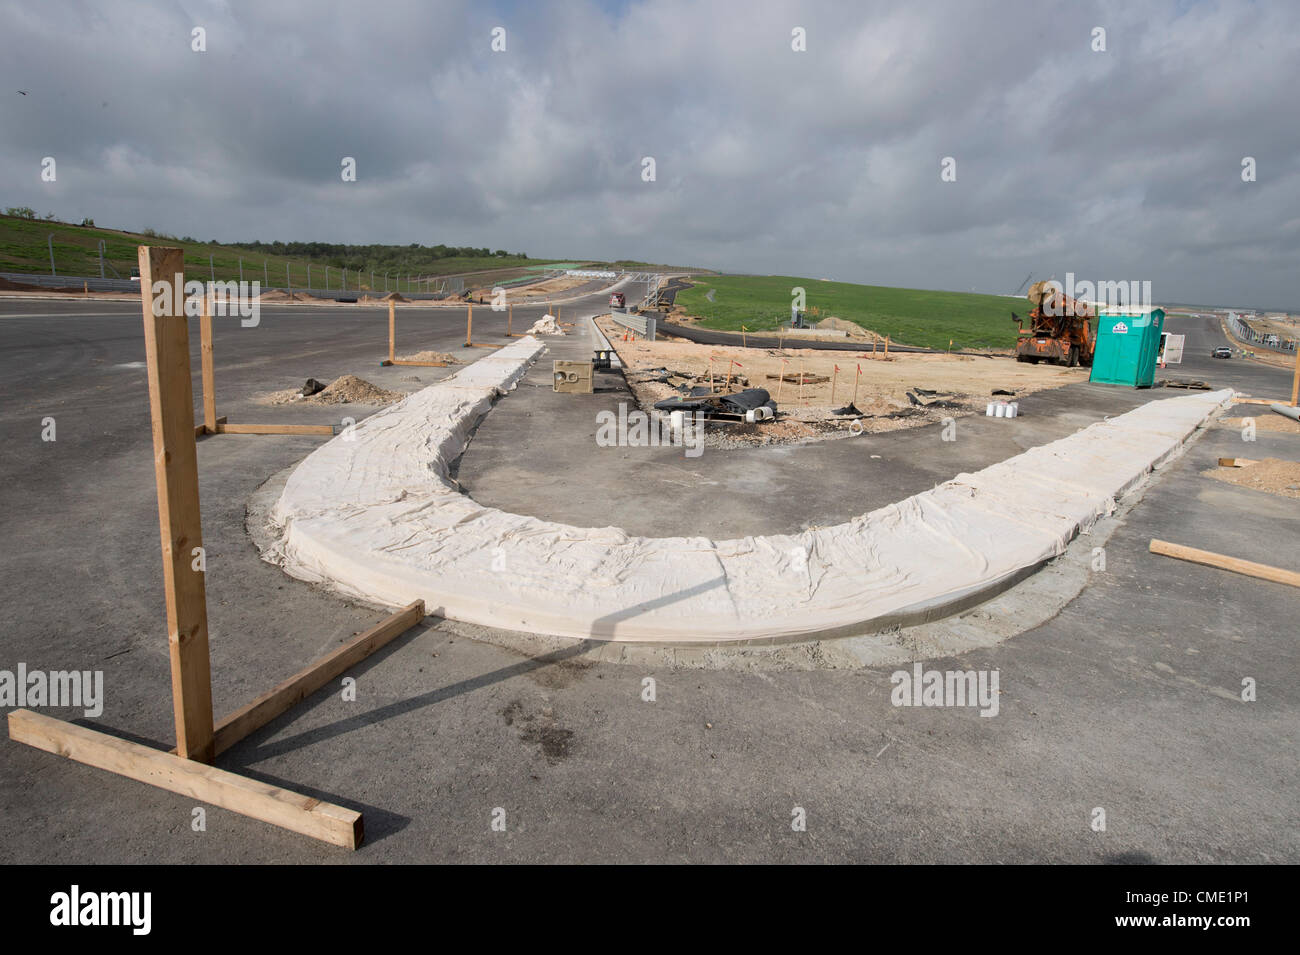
[266,341,1231,642]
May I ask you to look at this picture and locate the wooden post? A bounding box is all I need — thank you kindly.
[465,303,473,346]
[1291,346,1298,406]
[884,335,890,359]
[831,365,838,407]
[798,360,805,405]
[741,325,747,348]
[776,359,787,403]
[709,357,715,393]
[138,246,215,764]
[388,300,396,364]
[852,363,861,409]
[200,291,217,433]
[507,303,513,337]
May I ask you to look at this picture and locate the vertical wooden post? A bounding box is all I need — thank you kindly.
[1291,346,1298,407]
[852,363,861,409]
[831,365,838,407]
[200,291,216,433]
[798,360,805,405]
[776,359,787,403]
[465,303,473,346]
[388,300,396,363]
[138,246,215,764]
[884,336,890,359]
[507,303,513,337]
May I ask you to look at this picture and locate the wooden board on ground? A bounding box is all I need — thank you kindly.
[1149,539,1300,589]
[8,710,363,848]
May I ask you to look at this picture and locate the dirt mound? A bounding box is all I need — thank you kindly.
[816,316,878,340]
[1203,458,1300,498]
[395,350,459,365]
[257,289,299,302]
[260,375,405,406]
[384,292,407,302]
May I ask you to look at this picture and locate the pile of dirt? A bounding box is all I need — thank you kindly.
[395,350,459,365]
[526,315,565,335]
[259,375,406,406]
[1202,458,1300,499]
[257,290,300,303]
[816,316,879,340]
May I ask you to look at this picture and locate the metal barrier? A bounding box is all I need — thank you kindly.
[1,271,139,292]
[610,309,656,341]
[1226,312,1298,354]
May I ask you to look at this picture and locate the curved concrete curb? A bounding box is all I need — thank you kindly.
[263,344,1232,643]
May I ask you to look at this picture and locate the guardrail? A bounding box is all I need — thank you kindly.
[610,309,656,341]
[1,271,140,292]
[1226,313,1298,354]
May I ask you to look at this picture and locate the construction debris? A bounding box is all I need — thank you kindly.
[526,315,565,336]
[261,375,406,406]
[1202,457,1300,499]
[766,372,829,385]
[653,388,777,423]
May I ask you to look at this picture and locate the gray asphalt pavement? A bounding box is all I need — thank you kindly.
[0,299,1295,863]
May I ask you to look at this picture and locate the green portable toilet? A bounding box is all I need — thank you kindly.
[1089,307,1165,388]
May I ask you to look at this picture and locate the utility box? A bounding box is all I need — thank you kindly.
[553,360,593,394]
[1089,307,1165,388]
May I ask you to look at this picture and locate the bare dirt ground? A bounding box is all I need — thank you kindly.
[598,315,1087,445]
[1217,413,1300,434]
[492,275,589,300]
[257,374,406,406]
[1202,458,1300,499]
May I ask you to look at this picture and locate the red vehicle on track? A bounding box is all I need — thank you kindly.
[610,292,625,308]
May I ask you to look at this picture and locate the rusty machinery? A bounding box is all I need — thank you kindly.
[1011,280,1095,367]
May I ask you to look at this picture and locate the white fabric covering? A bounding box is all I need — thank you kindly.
[267,339,1230,642]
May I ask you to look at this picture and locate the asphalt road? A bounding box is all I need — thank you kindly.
[0,300,1295,863]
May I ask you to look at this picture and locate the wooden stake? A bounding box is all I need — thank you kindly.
[776,359,787,403]
[884,335,890,359]
[8,710,362,849]
[798,360,805,405]
[709,357,715,393]
[465,302,473,346]
[1150,539,1300,589]
[200,291,217,433]
[507,303,512,336]
[741,325,747,348]
[852,363,861,409]
[388,300,396,364]
[138,246,214,763]
[831,365,838,406]
[1291,345,1299,406]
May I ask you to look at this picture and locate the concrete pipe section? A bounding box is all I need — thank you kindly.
[261,337,1233,643]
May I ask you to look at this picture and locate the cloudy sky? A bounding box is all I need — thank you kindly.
[2,0,1297,308]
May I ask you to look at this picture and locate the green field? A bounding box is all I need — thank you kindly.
[0,213,573,291]
[675,274,1022,350]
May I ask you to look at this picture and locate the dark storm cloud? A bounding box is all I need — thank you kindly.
[1,0,1296,307]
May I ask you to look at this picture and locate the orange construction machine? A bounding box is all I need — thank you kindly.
[1011,280,1095,366]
